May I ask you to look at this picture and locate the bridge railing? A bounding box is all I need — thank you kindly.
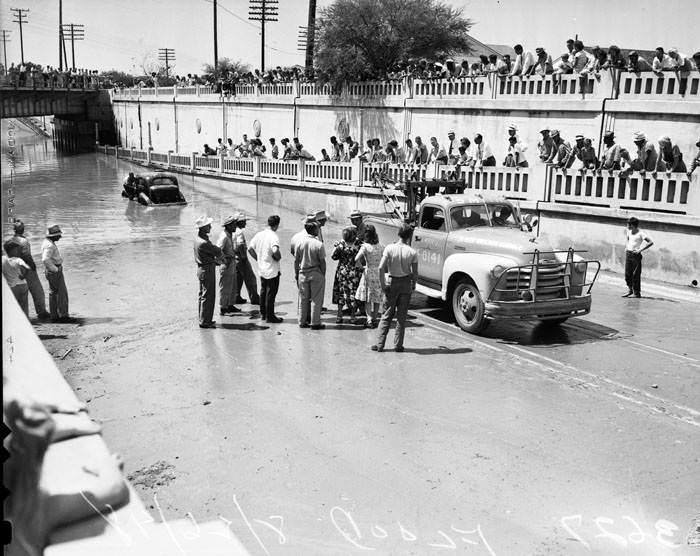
[103,145,700,215]
[615,71,700,100]
[345,80,404,97]
[547,167,699,214]
[413,76,492,99]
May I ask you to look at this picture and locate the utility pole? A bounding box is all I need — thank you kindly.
[158,48,175,78]
[213,0,218,73]
[61,23,84,71]
[248,0,278,73]
[1,30,10,74]
[10,8,29,64]
[58,0,63,70]
[297,26,308,53]
[305,0,316,73]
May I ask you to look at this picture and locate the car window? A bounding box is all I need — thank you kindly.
[490,204,518,227]
[420,206,446,231]
[450,205,488,229]
[152,177,177,186]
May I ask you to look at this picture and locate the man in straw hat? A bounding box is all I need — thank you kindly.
[217,214,241,317]
[12,219,50,319]
[631,132,657,173]
[41,225,70,322]
[599,131,622,171]
[194,216,222,328]
[349,209,366,245]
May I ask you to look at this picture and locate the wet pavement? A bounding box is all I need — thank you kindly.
[3,132,700,555]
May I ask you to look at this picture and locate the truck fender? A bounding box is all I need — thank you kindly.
[441,253,519,300]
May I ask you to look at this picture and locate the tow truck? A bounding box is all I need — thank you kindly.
[365,172,600,334]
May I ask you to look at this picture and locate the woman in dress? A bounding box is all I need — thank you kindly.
[331,226,362,324]
[354,224,384,328]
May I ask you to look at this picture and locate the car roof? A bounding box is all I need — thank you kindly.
[420,193,511,208]
[139,172,179,180]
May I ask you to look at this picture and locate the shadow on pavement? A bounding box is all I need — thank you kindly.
[219,323,270,331]
[37,334,69,340]
[491,319,623,347]
[400,346,473,355]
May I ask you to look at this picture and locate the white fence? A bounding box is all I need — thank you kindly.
[549,168,699,214]
[101,145,700,216]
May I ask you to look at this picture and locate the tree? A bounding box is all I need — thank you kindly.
[315,0,473,83]
[201,58,251,81]
[99,69,137,88]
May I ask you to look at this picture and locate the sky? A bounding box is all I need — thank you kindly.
[0,0,698,75]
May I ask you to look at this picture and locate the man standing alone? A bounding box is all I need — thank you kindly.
[622,217,653,299]
[248,215,283,323]
[194,216,222,328]
[294,218,327,330]
[41,225,69,322]
[217,215,240,316]
[371,223,418,353]
[13,220,49,319]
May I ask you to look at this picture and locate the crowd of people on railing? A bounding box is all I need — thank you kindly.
[1,62,101,89]
[198,128,700,180]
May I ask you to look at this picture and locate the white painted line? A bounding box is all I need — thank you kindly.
[595,273,700,304]
[621,339,700,367]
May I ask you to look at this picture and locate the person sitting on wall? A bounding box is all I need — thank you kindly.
[627,51,653,73]
[655,136,686,174]
[554,53,574,74]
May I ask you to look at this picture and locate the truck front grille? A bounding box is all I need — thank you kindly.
[501,263,568,300]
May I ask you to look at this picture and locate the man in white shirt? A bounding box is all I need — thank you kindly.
[471,134,496,167]
[41,225,69,321]
[3,239,31,315]
[652,47,675,75]
[622,217,653,298]
[445,131,458,163]
[248,215,283,323]
[510,44,536,77]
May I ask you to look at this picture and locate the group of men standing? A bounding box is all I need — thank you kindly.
[193,209,419,353]
[2,220,69,321]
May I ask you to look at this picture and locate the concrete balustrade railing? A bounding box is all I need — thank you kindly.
[617,72,700,99]
[259,159,300,180]
[304,160,358,185]
[413,76,491,98]
[548,167,699,214]
[106,145,700,216]
[112,69,700,102]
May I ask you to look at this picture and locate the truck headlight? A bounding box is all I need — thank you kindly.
[574,261,587,273]
[491,264,506,278]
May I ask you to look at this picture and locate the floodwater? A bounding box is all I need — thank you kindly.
[3,129,700,555]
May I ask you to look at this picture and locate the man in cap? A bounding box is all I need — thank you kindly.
[566,135,595,170]
[349,210,366,244]
[12,220,49,319]
[233,213,260,305]
[599,131,622,171]
[41,225,69,322]
[310,209,328,243]
[3,237,31,315]
[627,51,652,73]
[538,128,555,162]
[370,223,418,353]
[248,215,283,323]
[533,48,554,75]
[551,130,573,169]
[622,217,653,298]
[194,216,222,328]
[687,138,700,179]
[216,215,240,317]
[293,216,326,329]
[632,132,658,173]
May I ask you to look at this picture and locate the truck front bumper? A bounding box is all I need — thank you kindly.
[485,295,591,320]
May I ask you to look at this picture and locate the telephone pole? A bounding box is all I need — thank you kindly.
[213,0,218,72]
[58,0,64,70]
[10,8,29,64]
[158,48,175,78]
[61,23,84,71]
[1,30,10,74]
[248,0,278,73]
[305,0,316,73]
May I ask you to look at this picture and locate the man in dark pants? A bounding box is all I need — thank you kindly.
[623,216,653,298]
[248,215,283,323]
[233,214,260,305]
[194,216,222,328]
[371,223,419,352]
[13,220,50,319]
[41,225,69,322]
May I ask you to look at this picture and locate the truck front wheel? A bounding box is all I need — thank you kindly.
[451,279,489,334]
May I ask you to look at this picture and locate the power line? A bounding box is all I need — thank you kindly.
[248,0,278,72]
[11,8,29,64]
[158,48,175,77]
[61,23,84,70]
[1,30,10,74]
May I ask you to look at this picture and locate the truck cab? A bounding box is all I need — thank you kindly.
[368,193,599,334]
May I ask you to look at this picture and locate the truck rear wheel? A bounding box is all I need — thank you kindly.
[451,279,489,334]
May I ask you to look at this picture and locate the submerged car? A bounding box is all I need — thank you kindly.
[121,172,187,206]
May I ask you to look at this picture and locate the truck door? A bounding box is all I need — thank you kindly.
[414,205,448,288]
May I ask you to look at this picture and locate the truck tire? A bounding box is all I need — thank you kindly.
[451,279,489,334]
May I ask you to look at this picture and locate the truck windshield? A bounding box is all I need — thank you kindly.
[450,204,519,229]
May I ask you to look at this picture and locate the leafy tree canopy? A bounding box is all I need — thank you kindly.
[315,0,472,83]
[201,58,251,81]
